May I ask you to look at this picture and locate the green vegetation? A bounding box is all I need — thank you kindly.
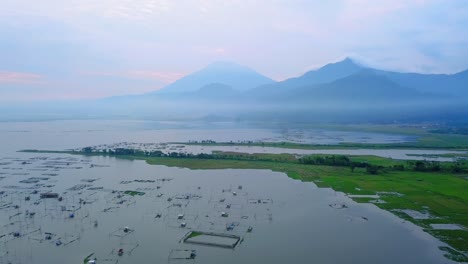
[124,190,145,196]
[83,253,94,264]
[408,153,468,158]
[187,231,203,239]
[22,148,468,261]
[439,246,468,262]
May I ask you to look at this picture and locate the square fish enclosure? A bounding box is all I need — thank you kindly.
[181,231,240,248]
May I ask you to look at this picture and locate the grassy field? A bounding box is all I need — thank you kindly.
[23,149,468,261]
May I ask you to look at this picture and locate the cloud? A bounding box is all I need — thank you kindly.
[82,70,185,84]
[0,71,43,84]
[126,70,185,83]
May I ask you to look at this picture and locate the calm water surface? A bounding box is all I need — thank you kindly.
[0,120,458,263]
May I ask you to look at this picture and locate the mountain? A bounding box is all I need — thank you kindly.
[254,70,428,104]
[291,70,426,102]
[377,69,468,96]
[191,83,238,98]
[93,58,466,123]
[249,57,363,95]
[289,57,364,86]
[6,58,467,123]
[154,61,274,93]
[165,83,240,101]
[250,57,468,98]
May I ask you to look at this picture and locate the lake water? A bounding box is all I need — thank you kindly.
[0,120,459,263]
[0,120,415,152]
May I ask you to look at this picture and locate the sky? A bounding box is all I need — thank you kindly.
[1,0,467,101]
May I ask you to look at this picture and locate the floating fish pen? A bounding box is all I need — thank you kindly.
[40,193,59,199]
[168,249,197,260]
[181,231,241,249]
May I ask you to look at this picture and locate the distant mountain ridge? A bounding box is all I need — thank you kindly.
[247,58,467,98]
[146,58,467,99]
[376,69,468,96]
[247,57,365,97]
[5,58,467,123]
[154,61,274,94]
[290,57,364,85]
[292,70,427,101]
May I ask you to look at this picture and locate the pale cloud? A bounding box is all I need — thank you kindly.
[126,71,185,83]
[0,71,43,84]
[214,48,226,55]
[82,70,185,84]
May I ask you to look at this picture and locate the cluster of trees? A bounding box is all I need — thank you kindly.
[407,160,465,173]
[81,147,145,156]
[80,147,466,175]
[82,147,93,153]
[188,140,256,144]
[300,155,358,166]
[188,140,217,144]
[81,147,220,159]
[298,155,383,174]
[412,160,441,172]
[450,162,465,173]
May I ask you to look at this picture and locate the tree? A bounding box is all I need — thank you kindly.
[366,165,379,175]
[82,147,93,153]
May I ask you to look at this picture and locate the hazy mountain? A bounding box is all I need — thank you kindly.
[377,69,468,96]
[190,83,238,99]
[291,70,427,102]
[162,83,240,101]
[249,58,363,95]
[290,57,364,85]
[249,57,467,98]
[253,70,428,104]
[20,58,464,123]
[154,61,274,93]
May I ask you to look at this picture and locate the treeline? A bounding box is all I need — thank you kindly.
[299,155,363,167]
[82,147,255,160]
[299,155,466,174]
[80,148,466,175]
[188,140,217,144]
[187,140,255,144]
[298,155,381,174]
[406,160,465,173]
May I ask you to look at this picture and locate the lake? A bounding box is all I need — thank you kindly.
[0,120,458,263]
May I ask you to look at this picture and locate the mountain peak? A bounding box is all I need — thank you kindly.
[298,57,363,84]
[319,57,361,70]
[342,57,355,63]
[155,61,274,93]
